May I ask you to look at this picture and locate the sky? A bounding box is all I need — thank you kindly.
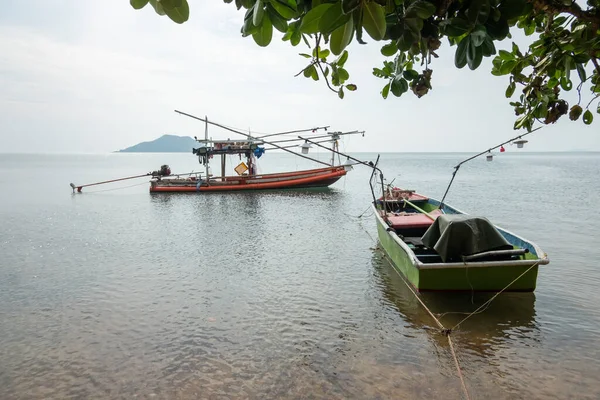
[0,1,597,153]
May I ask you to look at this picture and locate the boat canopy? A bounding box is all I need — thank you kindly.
[421,215,513,262]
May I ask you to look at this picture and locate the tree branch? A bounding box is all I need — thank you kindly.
[315,62,338,93]
[592,57,600,77]
[529,0,600,26]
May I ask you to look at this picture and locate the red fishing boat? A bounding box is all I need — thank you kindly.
[70,111,363,194]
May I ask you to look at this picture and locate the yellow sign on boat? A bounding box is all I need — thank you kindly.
[234,162,248,175]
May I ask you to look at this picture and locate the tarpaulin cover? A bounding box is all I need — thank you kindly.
[421,214,513,262]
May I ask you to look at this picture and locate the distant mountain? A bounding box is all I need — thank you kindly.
[116,134,197,153]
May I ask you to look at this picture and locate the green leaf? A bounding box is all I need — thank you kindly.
[455,37,469,68]
[267,4,289,32]
[253,0,265,26]
[470,25,487,47]
[499,60,517,74]
[391,76,409,96]
[362,2,386,41]
[405,0,437,19]
[505,81,516,97]
[299,53,312,58]
[160,0,182,10]
[467,39,483,69]
[397,28,417,52]
[498,0,527,20]
[524,21,535,35]
[336,50,349,67]
[149,0,166,15]
[514,114,528,129]
[403,69,419,80]
[271,0,297,19]
[346,83,357,91]
[130,0,149,10]
[547,77,559,89]
[162,0,189,23]
[485,17,509,40]
[382,82,390,99]
[338,86,345,99]
[319,2,350,33]
[253,13,273,46]
[583,110,593,124]
[338,68,350,81]
[560,77,573,91]
[304,64,319,81]
[381,42,398,56]
[311,66,319,81]
[242,17,258,37]
[468,0,490,24]
[498,50,513,61]
[480,36,496,56]
[441,18,471,37]
[330,18,354,55]
[300,3,334,34]
[576,63,586,82]
[342,0,361,14]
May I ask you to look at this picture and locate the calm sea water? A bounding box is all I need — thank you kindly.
[1,152,599,399]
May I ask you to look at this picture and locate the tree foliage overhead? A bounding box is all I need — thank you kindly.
[132,0,600,130]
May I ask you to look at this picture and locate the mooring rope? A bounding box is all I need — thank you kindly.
[378,250,471,400]
[450,260,542,331]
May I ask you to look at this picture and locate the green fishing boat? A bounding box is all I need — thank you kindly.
[373,188,549,292]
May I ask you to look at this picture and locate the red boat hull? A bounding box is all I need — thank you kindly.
[149,166,347,193]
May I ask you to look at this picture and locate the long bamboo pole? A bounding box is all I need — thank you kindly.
[70,173,151,193]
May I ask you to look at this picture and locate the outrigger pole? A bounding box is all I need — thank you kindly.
[70,164,173,193]
[174,110,332,167]
[70,173,150,193]
[438,126,543,210]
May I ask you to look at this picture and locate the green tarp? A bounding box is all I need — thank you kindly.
[421,214,513,262]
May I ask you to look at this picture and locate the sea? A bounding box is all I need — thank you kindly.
[1,151,599,399]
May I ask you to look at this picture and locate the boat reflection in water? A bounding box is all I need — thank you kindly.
[371,246,539,358]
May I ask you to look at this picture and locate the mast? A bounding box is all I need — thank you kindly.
[204,115,209,180]
[330,132,340,166]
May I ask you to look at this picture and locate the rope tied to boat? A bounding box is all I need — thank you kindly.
[450,259,542,332]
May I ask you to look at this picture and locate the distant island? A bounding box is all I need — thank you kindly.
[116,134,197,153]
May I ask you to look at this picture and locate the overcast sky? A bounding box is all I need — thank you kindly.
[0,1,597,153]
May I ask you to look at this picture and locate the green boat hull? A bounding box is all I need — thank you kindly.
[375,207,544,292]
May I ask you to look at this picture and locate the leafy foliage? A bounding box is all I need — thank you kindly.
[132,0,600,130]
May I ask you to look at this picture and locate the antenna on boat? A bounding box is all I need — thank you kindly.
[438,126,543,210]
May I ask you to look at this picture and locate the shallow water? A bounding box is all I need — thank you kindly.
[1,152,599,399]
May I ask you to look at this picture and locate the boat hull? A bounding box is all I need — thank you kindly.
[149,166,347,193]
[374,200,548,292]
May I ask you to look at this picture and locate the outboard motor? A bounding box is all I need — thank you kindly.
[151,164,171,177]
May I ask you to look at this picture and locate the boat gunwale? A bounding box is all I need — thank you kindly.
[372,198,550,270]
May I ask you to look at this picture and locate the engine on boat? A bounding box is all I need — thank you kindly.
[151,165,171,177]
